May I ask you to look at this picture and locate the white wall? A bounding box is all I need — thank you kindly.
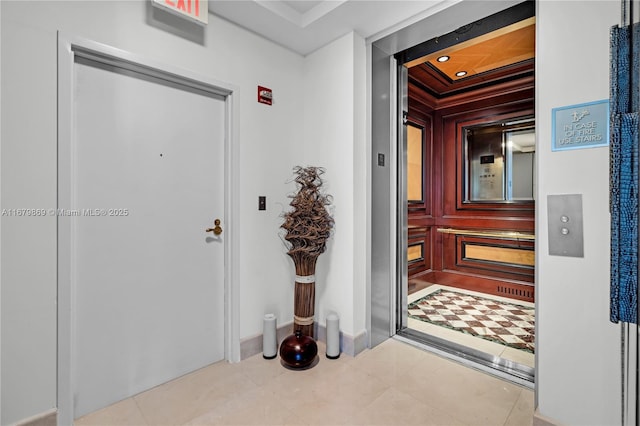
[302,32,368,340]
[3,0,625,424]
[1,1,304,423]
[536,1,621,424]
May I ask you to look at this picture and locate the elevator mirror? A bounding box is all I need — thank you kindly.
[464,118,535,203]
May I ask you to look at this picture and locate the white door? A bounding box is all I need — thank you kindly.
[72,56,225,418]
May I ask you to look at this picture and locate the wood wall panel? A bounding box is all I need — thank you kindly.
[407,74,535,302]
[406,113,433,216]
[443,234,535,283]
[408,226,432,278]
[464,245,534,267]
[427,270,534,302]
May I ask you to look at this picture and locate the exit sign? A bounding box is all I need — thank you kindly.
[151,0,208,25]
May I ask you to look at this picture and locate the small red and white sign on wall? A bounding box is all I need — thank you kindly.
[151,0,208,26]
[258,86,273,105]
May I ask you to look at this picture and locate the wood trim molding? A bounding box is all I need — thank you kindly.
[409,75,534,112]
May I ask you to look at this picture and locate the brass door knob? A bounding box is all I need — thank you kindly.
[206,219,223,235]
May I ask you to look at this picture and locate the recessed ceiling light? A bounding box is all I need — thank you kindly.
[455,71,468,77]
[437,55,450,62]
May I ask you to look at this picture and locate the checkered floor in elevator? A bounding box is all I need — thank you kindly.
[408,289,535,353]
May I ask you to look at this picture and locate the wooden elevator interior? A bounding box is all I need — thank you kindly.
[401,1,536,302]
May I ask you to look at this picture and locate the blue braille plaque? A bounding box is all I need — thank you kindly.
[552,99,609,151]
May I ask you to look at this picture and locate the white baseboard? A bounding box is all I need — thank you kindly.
[15,409,57,426]
[533,409,563,426]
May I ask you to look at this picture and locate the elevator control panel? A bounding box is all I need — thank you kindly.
[547,194,584,257]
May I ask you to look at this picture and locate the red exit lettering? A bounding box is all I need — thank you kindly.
[153,0,206,24]
[165,0,200,17]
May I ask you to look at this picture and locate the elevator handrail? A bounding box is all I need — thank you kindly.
[436,227,535,240]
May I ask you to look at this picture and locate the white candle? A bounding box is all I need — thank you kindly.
[263,313,277,359]
[326,313,340,359]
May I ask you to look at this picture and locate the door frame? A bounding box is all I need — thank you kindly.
[56,33,240,424]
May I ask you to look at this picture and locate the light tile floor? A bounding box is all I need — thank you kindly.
[76,339,534,426]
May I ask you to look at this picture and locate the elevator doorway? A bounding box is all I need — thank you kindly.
[394,1,536,384]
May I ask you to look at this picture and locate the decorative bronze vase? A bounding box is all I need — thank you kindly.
[279,330,318,368]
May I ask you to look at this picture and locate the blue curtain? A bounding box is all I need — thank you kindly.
[611,23,640,324]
